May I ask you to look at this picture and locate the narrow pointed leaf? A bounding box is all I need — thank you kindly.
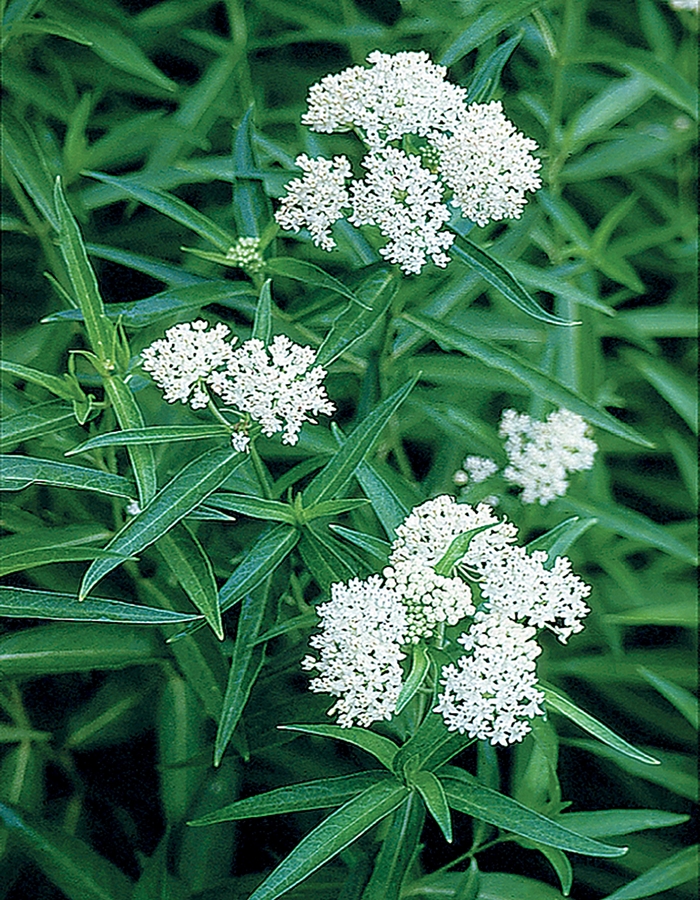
[403,311,653,448]
[297,528,357,591]
[624,349,698,433]
[301,498,369,522]
[303,377,417,506]
[542,686,659,765]
[557,809,689,838]
[0,401,77,451]
[0,801,133,900]
[1,117,58,228]
[395,644,432,715]
[66,425,232,455]
[0,455,135,498]
[440,0,541,64]
[252,279,273,344]
[102,374,156,506]
[637,668,698,730]
[450,239,573,326]
[0,360,84,402]
[0,586,202,625]
[327,524,391,566]
[80,446,246,598]
[362,792,426,900]
[601,845,698,900]
[441,767,626,857]
[189,772,390,825]
[214,585,269,764]
[0,543,131,577]
[83,171,235,252]
[266,258,366,307]
[206,493,295,524]
[466,32,522,103]
[413,771,452,843]
[158,524,223,639]
[280,724,399,771]
[526,516,597,565]
[394,709,475,778]
[247,778,409,900]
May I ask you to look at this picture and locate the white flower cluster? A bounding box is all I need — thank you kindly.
[453,409,597,506]
[304,494,590,739]
[302,576,408,728]
[141,322,334,448]
[225,237,265,273]
[500,408,597,505]
[276,51,542,274]
[435,611,544,746]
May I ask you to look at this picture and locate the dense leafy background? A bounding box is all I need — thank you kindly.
[1,0,697,899]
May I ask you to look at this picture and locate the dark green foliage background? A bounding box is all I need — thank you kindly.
[1,0,697,898]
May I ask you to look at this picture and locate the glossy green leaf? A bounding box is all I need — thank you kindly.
[526,516,597,565]
[362,792,426,900]
[0,801,133,900]
[557,809,689,838]
[564,74,653,152]
[440,767,626,857]
[505,259,615,317]
[301,497,369,523]
[395,644,432,715]
[231,105,271,237]
[44,281,257,328]
[0,586,201,625]
[601,845,698,900]
[403,311,653,447]
[0,401,77,451]
[0,623,164,676]
[465,32,522,103]
[80,446,246,598]
[0,537,129,577]
[266,257,367,307]
[67,425,231,455]
[450,239,574,326]
[0,454,135,498]
[624,349,698,433]
[214,584,269,764]
[83,171,235,252]
[206,492,295,524]
[297,526,358,590]
[1,117,58,228]
[252,279,274,344]
[189,772,390,826]
[246,778,409,900]
[303,377,417,506]
[405,871,569,899]
[560,128,691,182]
[0,359,85,403]
[102,373,156,506]
[394,710,475,779]
[280,724,399,771]
[327,524,391,566]
[413,771,452,843]
[543,686,659,765]
[440,0,541,64]
[158,523,223,639]
[637,667,699,730]
[54,177,114,364]
[558,496,697,565]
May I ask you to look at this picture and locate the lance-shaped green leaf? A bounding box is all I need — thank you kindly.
[624,348,698,434]
[0,455,135,498]
[542,686,659,765]
[2,115,58,228]
[218,523,300,616]
[525,516,597,566]
[102,373,156,505]
[354,458,416,540]
[600,845,698,900]
[83,171,235,252]
[207,493,295,524]
[440,767,626,857]
[315,267,397,367]
[158,523,223,639]
[297,528,357,591]
[232,106,271,237]
[556,809,689,838]
[466,32,522,103]
[80,446,246,598]
[280,724,399,771]
[44,281,257,329]
[266,258,367,308]
[214,584,269,765]
[637,667,699,730]
[450,238,574,327]
[403,311,653,448]
[0,540,131,577]
[327,524,391,567]
[303,377,417,507]
[67,425,232,455]
[54,177,113,363]
[558,495,696,565]
[395,644,432,715]
[412,771,452,843]
[0,360,85,403]
[0,585,203,625]
[247,777,410,900]
[393,708,475,778]
[0,801,133,900]
[0,624,164,677]
[252,279,274,344]
[361,792,426,900]
[440,0,541,64]
[434,523,498,576]
[189,771,390,826]
[300,497,369,523]
[0,401,77,451]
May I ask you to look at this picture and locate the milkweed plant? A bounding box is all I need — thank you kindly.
[1,1,697,899]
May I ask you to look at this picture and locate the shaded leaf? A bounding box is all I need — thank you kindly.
[280,724,399,771]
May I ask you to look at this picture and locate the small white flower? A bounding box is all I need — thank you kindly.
[302,575,408,728]
[500,408,597,505]
[209,335,335,446]
[141,320,235,409]
[462,455,499,484]
[435,610,545,745]
[231,432,250,453]
[126,500,141,516]
[431,101,542,227]
[349,146,454,274]
[275,154,352,251]
[226,237,265,273]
